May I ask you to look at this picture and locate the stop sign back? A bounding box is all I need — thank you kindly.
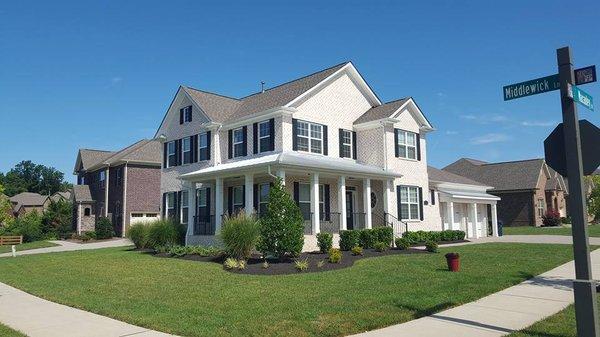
[544,119,600,176]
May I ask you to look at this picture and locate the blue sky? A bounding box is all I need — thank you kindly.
[1,1,599,182]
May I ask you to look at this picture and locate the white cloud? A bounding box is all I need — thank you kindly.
[520,120,556,127]
[445,130,458,135]
[460,114,477,120]
[460,113,509,124]
[470,133,511,145]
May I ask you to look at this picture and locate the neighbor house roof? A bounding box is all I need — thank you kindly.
[72,185,94,203]
[427,166,488,186]
[443,158,547,191]
[51,191,72,202]
[354,98,409,125]
[9,192,48,212]
[75,139,162,173]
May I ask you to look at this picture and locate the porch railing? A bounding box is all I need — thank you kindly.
[384,212,408,236]
[193,215,216,235]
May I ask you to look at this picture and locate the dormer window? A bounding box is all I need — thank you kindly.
[395,129,418,160]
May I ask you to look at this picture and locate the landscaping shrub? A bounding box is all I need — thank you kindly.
[147,219,180,249]
[328,248,342,263]
[372,227,394,246]
[12,211,43,242]
[317,260,325,268]
[262,261,269,269]
[220,213,260,260]
[316,232,333,253]
[395,237,410,250]
[542,209,561,227]
[224,258,239,270]
[560,216,571,224]
[127,223,149,249]
[425,240,438,253]
[237,260,247,270]
[402,230,430,245]
[81,231,96,242]
[403,230,465,244]
[351,246,363,256]
[294,258,309,272]
[339,230,360,251]
[358,229,375,249]
[257,178,304,259]
[95,217,115,239]
[42,199,73,239]
[373,241,388,252]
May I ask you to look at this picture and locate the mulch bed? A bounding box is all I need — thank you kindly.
[65,238,122,244]
[152,248,429,275]
[410,240,470,247]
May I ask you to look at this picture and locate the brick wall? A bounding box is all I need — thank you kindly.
[126,165,161,227]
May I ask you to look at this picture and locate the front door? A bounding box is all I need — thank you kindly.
[346,191,354,230]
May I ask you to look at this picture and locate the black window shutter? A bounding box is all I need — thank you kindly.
[163,142,167,168]
[268,118,275,151]
[242,126,248,156]
[206,131,212,160]
[188,106,192,123]
[179,109,184,124]
[175,191,181,222]
[293,182,300,205]
[418,187,424,220]
[241,185,246,209]
[177,139,183,166]
[323,125,328,155]
[394,129,400,157]
[228,187,233,215]
[416,133,422,161]
[396,186,403,220]
[292,119,298,151]
[228,130,233,159]
[253,184,258,211]
[253,123,258,154]
[162,193,167,218]
[192,135,198,163]
[324,184,331,221]
[205,188,211,219]
[338,129,344,158]
[352,131,357,159]
[430,189,436,205]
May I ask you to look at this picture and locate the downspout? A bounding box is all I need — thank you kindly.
[267,165,278,179]
[381,121,388,171]
[104,164,110,217]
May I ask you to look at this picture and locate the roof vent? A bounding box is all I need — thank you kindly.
[261,81,266,93]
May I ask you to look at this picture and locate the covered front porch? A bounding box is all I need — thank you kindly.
[437,187,500,239]
[179,152,406,244]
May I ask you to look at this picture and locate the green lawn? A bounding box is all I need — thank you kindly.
[0,244,577,337]
[503,225,600,237]
[0,240,58,254]
[508,296,599,337]
[0,323,26,337]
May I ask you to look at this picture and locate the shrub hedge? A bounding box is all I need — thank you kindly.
[340,227,394,250]
[402,230,465,245]
[95,217,115,239]
[316,232,333,253]
[127,223,149,249]
[220,213,260,260]
[147,219,183,249]
[339,230,360,251]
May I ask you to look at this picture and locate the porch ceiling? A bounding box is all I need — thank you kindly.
[179,151,401,181]
[438,187,500,202]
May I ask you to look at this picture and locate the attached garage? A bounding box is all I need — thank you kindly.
[130,212,159,225]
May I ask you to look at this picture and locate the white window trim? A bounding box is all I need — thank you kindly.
[233,127,245,158]
[341,129,353,158]
[183,106,192,123]
[167,141,176,168]
[197,188,208,208]
[299,183,325,210]
[537,198,545,217]
[400,186,420,221]
[198,132,208,161]
[182,137,192,165]
[258,183,269,212]
[232,186,244,210]
[99,170,106,188]
[297,120,324,154]
[258,121,271,153]
[180,191,189,224]
[167,192,176,218]
[396,130,417,160]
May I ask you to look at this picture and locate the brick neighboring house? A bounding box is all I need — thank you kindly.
[9,192,50,217]
[444,158,568,227]
[72,139,162,236]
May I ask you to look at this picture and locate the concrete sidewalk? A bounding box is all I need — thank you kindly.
[0,239,132,258]
[0,282,176,337]
[349,248,600,337]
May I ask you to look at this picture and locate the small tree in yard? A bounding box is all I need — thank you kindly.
[542,209,561,227]
[257,178,304,259]
[587,175,600,222]
[95,217,115,239]
[42,199,73,238]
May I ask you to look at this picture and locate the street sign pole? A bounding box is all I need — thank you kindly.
[557,46,600,337]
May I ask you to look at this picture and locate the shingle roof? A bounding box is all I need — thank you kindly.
[9,192,48,211]
[78,149,115,171]
[443,158,545,191]
[51,191,72,202]
[183,62,349,123]
[76,139,162,173]
[354,98,409,125]
[427,166,487,186]
[72,185,94,203]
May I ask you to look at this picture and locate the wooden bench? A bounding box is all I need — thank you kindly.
[0,236,23,246]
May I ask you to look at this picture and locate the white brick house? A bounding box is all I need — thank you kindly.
[155,62,499,246]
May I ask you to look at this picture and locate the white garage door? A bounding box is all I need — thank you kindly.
[130,213,160,225]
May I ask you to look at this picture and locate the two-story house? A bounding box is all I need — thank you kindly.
[72,139,162,236]
[155,62,499,247]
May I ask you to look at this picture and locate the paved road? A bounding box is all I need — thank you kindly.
[0,238,132,258]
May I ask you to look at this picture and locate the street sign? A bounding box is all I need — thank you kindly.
[544,120,600,176]
[503,65,596,101]
[569,84,594,111]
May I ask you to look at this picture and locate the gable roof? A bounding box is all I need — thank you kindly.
[184,87,241,123]
[51,191,72,202]
[75,139,162,174]
[443,158,546,191]
[10,192,48,212]
[354,98,409,125]
[72,185,94,203]
[76,149,115,173]
[427,166,487,186]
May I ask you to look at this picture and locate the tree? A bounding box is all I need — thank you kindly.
[0,182,14,227]
[42,199,73,238]
[2,161,70,196]
[587,175,600,222]
[257,178,304,259]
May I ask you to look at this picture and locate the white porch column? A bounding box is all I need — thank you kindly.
[214,178,224,233]
[104,167,109,217]
[212,130,221,165]
[492,203,499,237]
[311,173,320,234]
[185,182,196,244]
[383,180,392,215]
[245,173,254,215]
[338,176,347,231]
[277,169,286,185]
[470,203,478,238]
[363,178,372,229]
[446,201,455,231]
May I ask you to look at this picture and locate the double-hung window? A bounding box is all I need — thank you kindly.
[340,129,352,158]
[297,120,323,154]
[258,183,270,215]
[183,106,192,123]
[396,130,417,159]
[182,137,192,164]
[537,198,545,217]
[232,186,244,213]
[99,170,106,188]
[181,191,189,224]
[198,133,209,160]
[399,186,420,220]
[167,193,176,219]
[297,184,325,220]
[258,121,271,153]
[167,141,177,167]
[233,128,245,158]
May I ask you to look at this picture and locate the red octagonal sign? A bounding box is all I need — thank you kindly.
[544,119,600,177]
